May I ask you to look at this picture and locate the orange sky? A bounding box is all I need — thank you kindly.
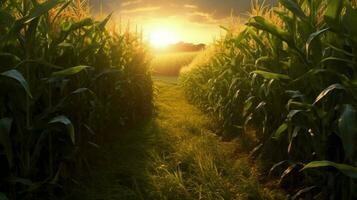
[90,0,275,44]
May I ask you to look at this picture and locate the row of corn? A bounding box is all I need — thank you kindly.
[181,0,357,199]
[0,0,152,199]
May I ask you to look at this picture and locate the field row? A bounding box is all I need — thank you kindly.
[181,0,357,199]
[0,1,152,198]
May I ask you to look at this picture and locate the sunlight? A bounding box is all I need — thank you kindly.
[148,28,179,48]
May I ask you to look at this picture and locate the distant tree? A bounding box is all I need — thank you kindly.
[164,42,206,52]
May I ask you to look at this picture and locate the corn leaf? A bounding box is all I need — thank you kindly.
[0,11,15,29]
[279,0,307,21]
[273,123,288,139]
[252,70,291,80]
[321,57,357,65]
[98,13,112,30]
[7,177,34,186]
[0,118,13,168]
[219,25,229,32]
[61,18,93,32]
[338,105,357,159]
[269,160,287,176]
[49,116,75,144]
[1,69,33,98]
[0,53,21,64]
[51,66,90,77]
[313,84,345,104]
[0,192,9,200]
[324,0,344,27]
[306,28,329,54]
[302,160,357,179]
[246,16,292,45]
[344,5,357,39]
[25,0,64,23]
[292,186,317,200]
[280,164,297,184]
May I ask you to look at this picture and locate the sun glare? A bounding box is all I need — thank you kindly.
[148,29,178,48]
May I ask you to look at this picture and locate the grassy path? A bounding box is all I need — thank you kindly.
[70,77,284,200]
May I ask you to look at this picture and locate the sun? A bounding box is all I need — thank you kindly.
[148,29,179,48]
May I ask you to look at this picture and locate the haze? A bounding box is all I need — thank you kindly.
[90,0,274,46]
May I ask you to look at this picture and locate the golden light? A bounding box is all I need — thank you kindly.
[148,28,179,48]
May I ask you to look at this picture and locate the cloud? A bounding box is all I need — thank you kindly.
[87,0,279,43]
[120,6,161,14]
[94,0,274,16]
[188,12,218,24]
[91,0,276,25]
[184,4,197,9]
[121,0,142,8]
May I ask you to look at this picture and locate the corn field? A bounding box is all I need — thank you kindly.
[0,0,152,199]
[3,0,357,199]
[181,0,357,199]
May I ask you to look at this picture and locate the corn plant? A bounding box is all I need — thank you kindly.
[0,0,152,199]
[181,0,357,198]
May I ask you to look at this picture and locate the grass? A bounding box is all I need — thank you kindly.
[66,122,154,200]
[72,77,286,199]
[151,52,198,76]
[148,78,285,200]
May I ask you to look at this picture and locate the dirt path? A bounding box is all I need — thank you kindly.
[70,77,284,200]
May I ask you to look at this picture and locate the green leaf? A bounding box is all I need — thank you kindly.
[51,66,90,77]
[25,0,64,23]
[313,83,345,104]
[280,164,297,184]
[324,0,344,27]
[272,123,288,139]
[71,88,93,95]
[61,18,93,32]
[0,53,21,64]
[321,57,357,65]
[246,27,266,48]
[327,44,354,57]
[338,105,357,159]
[0,118,13,168]
[92,69,121,82]
[269,160,287,175]
[0,192,9,200]
[15,59,64,69]
[278,0,307,21]
[252,70,291,80]
[57,18,93,43]
[243,96,255,117]
[306,28,329,55]
[302,160,357,179]
[344,5,357,39]
[98,13,113,30]
[1,69,33,98]
[6,177,43,192]
[7,177,33,186]
[292,186,317,200]
[246,16,292,45]
[0,10,15,29]
[49,116,75,144]
[219,25,229,32]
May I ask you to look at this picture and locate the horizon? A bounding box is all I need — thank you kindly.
[89,0,275,47]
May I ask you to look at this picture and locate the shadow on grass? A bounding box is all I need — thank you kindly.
[66,120,159,200]
[66,78,286,200]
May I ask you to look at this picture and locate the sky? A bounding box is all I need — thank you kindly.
[89,0,274,45]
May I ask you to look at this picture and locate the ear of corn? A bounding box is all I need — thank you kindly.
[181,0,357,198]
